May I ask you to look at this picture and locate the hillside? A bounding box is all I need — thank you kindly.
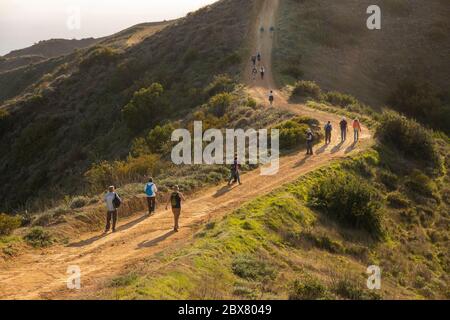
[273,0,450,109]
[0,0,448,301]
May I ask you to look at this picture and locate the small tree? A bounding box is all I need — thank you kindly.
[122,83,166,133]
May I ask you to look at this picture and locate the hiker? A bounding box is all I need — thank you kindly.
[324,121,333,144]
[268,90,274,106]
[228,156,242,185]
[352,118,362,142]
[165,185,186,232]
[252,66,258,80]
[104,186,122,233]
[260,66,265,80]
[144,177,158,216]
[306,129,314,155]
[251,55,257,67]
[257,52,261,62]
[339,117,348,142]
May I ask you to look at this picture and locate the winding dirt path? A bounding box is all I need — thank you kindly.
[0,0,373,300]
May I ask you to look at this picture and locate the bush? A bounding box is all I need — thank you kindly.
[291,81,321,100]
[376,111,441,167]
[308,173,384,238]
[122,83,166,133]
[282,66,304,80]
[231,255,277,281]
[24,227,53,248]
[275,120,310,149]
[208,93,233,117]
[387,192,409,208]
[334,278,381,300]
[205,74,236,97]
[405,170,437,198]
[388,80,450,134]
[70,196,89,209]
[324,91,358,107]
[378,170,398,191]
[146,123,175,154]
[79,46,119,70]
[289,277,329,300]
[0,213,21,236]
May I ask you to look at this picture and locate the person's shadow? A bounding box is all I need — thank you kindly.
[213,185,232,198]
[315,143,328,155]
[67,215,148,248]
[137,230,175,249]
[345,142,358,154]
[331,141,344,154]
[294,155,310,167]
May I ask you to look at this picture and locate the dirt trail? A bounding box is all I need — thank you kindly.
[0,0,373,300]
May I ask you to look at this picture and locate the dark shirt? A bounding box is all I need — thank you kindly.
[340,120,348,130]
[170,192,182,209]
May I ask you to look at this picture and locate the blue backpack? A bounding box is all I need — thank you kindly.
[145,183,154,197]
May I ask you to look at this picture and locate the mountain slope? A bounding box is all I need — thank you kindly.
[273,0,450,107]
[0,0,260,211]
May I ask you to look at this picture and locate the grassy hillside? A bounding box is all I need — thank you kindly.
[0,0,262,212]
[97,132,449,299]
[273,0,450,110]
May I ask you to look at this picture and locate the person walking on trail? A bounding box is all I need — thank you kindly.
[257,52,261,62]
[268,90,274,106]
[324,121,333,144]
[352,118,362,143]
[165,185,185,232]
[252,66,258,80]
[339,117,348,142]
[145,177,157,216]
[306,129,314,155]
[260,66,265,80]
[104,186,122,233]
[251,55,257,67]
[228,156,242,186]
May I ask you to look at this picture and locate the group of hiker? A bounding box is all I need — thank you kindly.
[306,117,363,155]
[104,180,185,234]
[251,52,266,81]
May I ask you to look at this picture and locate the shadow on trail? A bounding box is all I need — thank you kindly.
[294,155,311,168]
[315,143,329,155]
[213,185,233,198]
[345,142,358,154]
[67,234,107,248]
[137,230,175,249]
[331,141,345,154]
[67,215,148,248]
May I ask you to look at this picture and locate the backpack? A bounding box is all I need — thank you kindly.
[112,193,122,209]
[325,123,332,133]
[171,192,181,207]
[145,183,154,197]
[307,132,314,141]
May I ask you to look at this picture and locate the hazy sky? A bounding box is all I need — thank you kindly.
[0,0,218,55]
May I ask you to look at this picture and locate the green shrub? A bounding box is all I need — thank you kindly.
[334,278,381,300]
[388,80,450,134]
[324,91,358,107]
[0,213,21,236]
[231,255,277,281]
[70,196,89,209]
[289,277,329,300]
[275,120,310,149]
[208,93,233,117]
[80,46,119,70]
[24,227,53,248]
[291,81,321,100]
[146,123,175,154]
[32,212,54,227]
[122,83,166,133]
[378,170,398,191]
[308,173,384,238]
[387,192,409,208]
[205,74,236,97]
[376,111,441,167]
[405,170,437,198]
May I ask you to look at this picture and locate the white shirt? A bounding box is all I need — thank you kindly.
[105,192,118,211]
[144,183,158,197]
